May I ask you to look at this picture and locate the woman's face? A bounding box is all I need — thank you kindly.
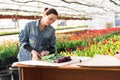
[43,14,58,26]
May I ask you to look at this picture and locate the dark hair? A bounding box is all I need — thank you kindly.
[44,8,58,17]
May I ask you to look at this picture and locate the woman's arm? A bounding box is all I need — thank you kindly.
[46,29,56,54]
[19,23,30,47]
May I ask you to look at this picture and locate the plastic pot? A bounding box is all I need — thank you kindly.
[0,69,12,80]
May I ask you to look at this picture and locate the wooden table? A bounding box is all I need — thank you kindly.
[15,63,120,80]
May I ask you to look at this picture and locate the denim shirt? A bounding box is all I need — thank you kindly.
[17,19,56,61]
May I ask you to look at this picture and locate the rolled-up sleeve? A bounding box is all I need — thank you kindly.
[50,29,56,47]
[47,29,56,53]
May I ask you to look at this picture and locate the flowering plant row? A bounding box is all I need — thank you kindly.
[56,27,120,57]
[56,28,120,51]
[0,40,19,61]
[1,27,120,61]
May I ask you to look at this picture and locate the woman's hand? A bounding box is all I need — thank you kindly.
[31,50,41,60]
[40,51,50,56]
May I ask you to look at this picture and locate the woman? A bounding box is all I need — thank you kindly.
[18,8,58,61]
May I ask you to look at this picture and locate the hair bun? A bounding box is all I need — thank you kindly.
[44,8,48,11]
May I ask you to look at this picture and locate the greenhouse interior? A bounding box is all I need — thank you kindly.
[0,0,120,80]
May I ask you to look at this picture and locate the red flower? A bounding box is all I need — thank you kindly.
[78,47,84,51]
[68,48,72,52]
[89,41,94,45]
[112,39,117,42]
[108,49,110,53]
[102,41,106,45]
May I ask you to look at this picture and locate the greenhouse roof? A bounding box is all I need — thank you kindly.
[0,0,120,18]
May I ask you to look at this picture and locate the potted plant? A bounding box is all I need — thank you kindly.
[0,40,19,69]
